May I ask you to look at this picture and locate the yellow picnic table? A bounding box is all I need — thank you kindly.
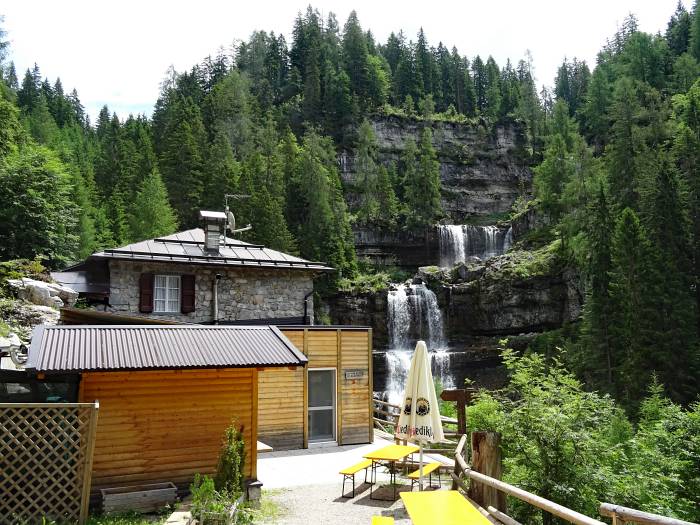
[363,444,419,500]
[400,490,492,525]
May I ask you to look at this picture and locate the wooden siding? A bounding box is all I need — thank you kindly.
[257,367,304,450]
[79,369,256,494]
[261,329,372,448]
[340,330,372,444]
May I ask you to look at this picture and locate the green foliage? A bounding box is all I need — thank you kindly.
[488,240,563,280]
[468,350,700,524]
[0,144,79,267]
[214,422,246,495]
[129,171,178,242]
[403,128,443,229]
[337,271,391,294]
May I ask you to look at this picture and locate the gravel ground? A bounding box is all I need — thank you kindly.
[259,483,410,524]
[259,478,450,524]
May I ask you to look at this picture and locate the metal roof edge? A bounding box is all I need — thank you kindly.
[25,324,45,372]
[91,253,334,272]
[269,325,309,365]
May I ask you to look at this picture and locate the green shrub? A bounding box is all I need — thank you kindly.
[215,422,246,495]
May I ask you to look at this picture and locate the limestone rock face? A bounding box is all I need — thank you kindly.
[344,116,532,268]
[7,278,79,308]
[342,116,531,219]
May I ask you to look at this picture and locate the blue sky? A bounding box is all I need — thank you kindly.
[1,0,692,121]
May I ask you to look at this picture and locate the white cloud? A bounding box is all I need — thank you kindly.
[2,0,690,121]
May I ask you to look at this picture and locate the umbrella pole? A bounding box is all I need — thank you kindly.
[419,443,424,491]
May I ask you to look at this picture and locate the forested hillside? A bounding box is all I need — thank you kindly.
[1,3,700,521]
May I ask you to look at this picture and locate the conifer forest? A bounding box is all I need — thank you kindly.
[1,4,700,522]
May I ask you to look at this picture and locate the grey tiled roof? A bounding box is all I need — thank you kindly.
[27,324,308,373]
[91,228,333,271]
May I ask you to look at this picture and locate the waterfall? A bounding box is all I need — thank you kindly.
[384,283,451,404]
[438,224,511,266]
[503,226,513,252]
[387,283,445,351]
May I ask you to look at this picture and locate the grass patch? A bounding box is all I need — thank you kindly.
[489,239,563,280]
[86,511,167,525]
[252,489,286,523]
[338,271,392,294]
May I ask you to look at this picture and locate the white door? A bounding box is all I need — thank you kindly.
[308,369,336,442]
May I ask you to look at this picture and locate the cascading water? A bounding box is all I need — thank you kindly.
[503,226,513,252]
[438,224,512,266]
[384,283,453,404]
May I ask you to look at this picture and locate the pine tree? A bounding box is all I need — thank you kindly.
[295,131,356,284]
[404,128,442,228]
[666,0,692,56]
[646,155,698,403]
[608,208,659,408]
[158,94,207,226]
[129,170,178,241]
[606,77,643,210]
[203,128,240,211]
[690,0,700,62]
[355,119,380,223]
[579,184,614,390]
[342,11,371,106]
[472,56,487,113]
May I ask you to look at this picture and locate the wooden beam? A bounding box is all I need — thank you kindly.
[251,369,258,480]
[302,329,309,449]
[368,328,374,443]
[488,506,523,525]
[455,452,605,525]
[336,329,342,446]
[599,503,698,525]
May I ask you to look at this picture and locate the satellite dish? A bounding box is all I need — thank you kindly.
[226,211,236,232]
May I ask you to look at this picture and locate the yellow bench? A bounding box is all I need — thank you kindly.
[340,458,373,498]
[371,517,394,524]
[407,462,442,489]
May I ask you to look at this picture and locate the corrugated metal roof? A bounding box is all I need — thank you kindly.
[27,325,307,374]
[90,228,334,272]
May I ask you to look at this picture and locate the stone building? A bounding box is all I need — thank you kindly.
[53,211,333,325]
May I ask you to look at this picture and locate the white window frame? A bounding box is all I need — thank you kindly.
[153,274,181,313]
[307,368,337,444]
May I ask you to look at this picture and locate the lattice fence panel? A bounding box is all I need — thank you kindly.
[0,403,99,524]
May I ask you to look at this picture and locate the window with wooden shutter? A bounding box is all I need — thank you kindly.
[139,273,154,313]
[181,274,196,313]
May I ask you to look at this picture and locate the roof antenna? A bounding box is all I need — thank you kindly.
[224,194,253,239]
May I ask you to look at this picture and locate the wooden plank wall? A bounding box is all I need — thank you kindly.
[258,328,371,448]
[340,330,372,445]
[79,369,256,494]
[256,367,304,450]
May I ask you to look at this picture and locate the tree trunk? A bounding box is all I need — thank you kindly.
[468,431,506,512]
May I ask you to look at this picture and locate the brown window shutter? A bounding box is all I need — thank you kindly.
[181,274,196,313]
[139,273,154,313]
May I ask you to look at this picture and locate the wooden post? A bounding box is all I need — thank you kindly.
[451,434,468,490]
[468,431,506,513]
[440,389,469,435]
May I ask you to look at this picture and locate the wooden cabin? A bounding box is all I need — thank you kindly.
[25,324,307,496]
[260,327,374,449]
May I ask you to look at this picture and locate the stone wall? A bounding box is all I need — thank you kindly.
[106,260,314,324]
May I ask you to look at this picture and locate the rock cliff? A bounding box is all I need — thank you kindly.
[343,115,532,267]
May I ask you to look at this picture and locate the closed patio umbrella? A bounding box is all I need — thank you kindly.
[395,340,445,490]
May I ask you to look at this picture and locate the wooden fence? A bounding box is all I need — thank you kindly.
[0,402,99,525]
[451,434,699,525]
[372,398,461,453]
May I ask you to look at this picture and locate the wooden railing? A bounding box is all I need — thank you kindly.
[452,434,606,525]
[451,434,699,525]
[372,398,460,453]
[599,504,698,525]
